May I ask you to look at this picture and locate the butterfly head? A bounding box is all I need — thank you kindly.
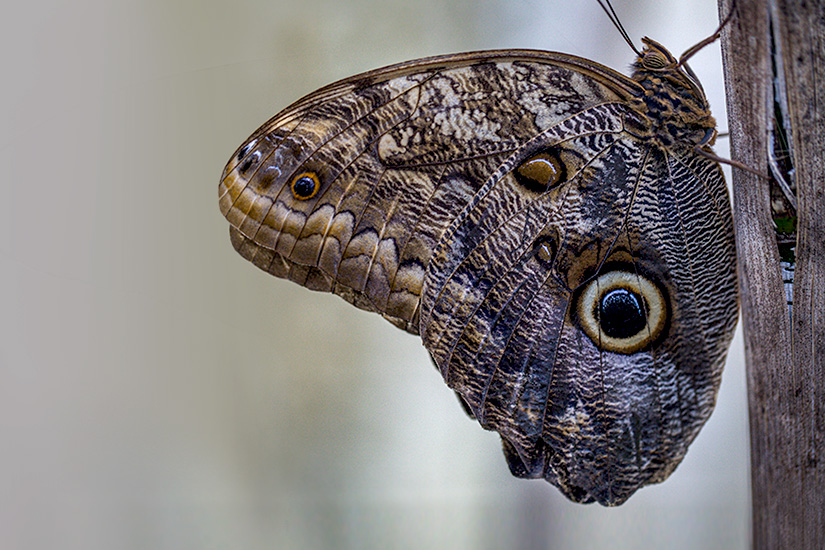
[633,37,706,98]
[628,37,716,148]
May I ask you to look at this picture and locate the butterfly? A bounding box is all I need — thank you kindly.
[218,5,739,505]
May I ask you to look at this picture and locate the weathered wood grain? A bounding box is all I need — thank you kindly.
[720,0,824,546]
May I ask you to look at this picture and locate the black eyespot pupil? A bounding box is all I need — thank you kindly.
[293,176,316,198]
[598,288,646,339]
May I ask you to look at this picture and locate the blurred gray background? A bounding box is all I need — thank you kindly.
[1,0,748,548]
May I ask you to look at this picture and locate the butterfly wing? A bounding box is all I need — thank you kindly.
[219,50,636,333]
[218,50,738,505]
[420,131,737,504]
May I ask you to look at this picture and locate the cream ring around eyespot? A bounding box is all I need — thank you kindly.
[577,270,666,354]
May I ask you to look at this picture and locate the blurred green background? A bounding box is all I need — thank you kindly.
[0,0,748,548]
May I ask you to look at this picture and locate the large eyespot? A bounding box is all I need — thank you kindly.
[576,270,667,354]
[290,172,320,200]
[514,149,567,193]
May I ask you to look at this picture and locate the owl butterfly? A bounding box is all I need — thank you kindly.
[218,3,739,505]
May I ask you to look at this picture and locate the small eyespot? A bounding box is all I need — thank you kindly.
[239,150,261,174]
[576,270,667,354]
[514,149,567,193]
[532,235,558,268]
[290,172,320,200]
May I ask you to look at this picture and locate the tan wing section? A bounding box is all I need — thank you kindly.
[219,51,638,334]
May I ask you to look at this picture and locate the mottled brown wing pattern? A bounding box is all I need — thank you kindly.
[219,46,738,506]
[421,138,737,504]
[220,52,632,333]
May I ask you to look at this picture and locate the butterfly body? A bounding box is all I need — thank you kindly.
[219,42,738,505]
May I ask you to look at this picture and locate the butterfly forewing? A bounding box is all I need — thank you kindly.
[220,51,637,332]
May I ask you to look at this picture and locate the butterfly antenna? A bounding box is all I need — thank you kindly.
[679,0,738,65]
[596,0,641,56]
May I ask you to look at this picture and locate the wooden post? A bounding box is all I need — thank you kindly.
[719,0,825,547]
